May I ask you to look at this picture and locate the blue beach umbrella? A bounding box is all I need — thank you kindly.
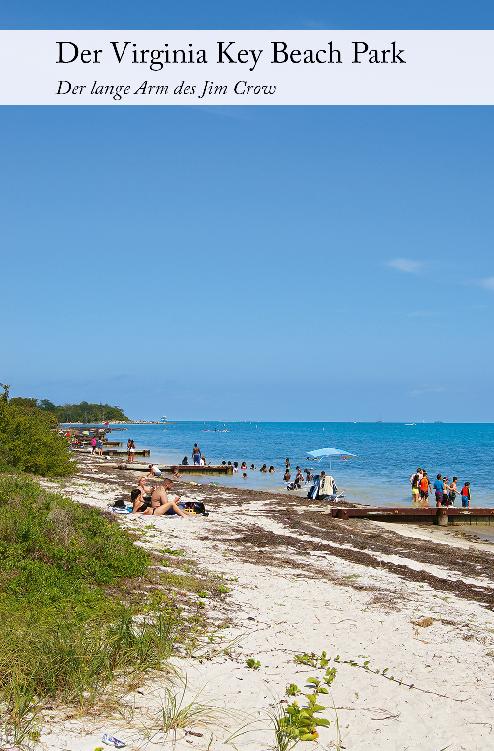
[307,447,357,470]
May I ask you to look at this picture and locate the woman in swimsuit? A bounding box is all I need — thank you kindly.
[131,487,152,513]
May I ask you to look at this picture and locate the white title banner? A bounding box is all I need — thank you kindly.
[0,30,493,105]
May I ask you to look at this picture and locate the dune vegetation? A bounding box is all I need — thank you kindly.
[0,474,212,746]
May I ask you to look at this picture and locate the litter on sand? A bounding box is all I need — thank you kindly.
[102,734,126,748]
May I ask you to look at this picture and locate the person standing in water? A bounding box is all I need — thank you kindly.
[294,467,304,488]
[410,468,422,504]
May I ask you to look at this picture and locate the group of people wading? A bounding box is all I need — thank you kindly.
[410,468,471,508]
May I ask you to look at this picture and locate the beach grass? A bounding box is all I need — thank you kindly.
[0,474,211,744]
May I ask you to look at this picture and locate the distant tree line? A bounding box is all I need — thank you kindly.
[7,396,129,423]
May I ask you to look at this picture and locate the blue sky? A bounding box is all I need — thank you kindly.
[1,3,493,421]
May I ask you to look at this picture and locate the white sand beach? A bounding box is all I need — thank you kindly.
[37,461,494,751]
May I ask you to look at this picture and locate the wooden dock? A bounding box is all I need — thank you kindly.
[329,506,494,526]
[103,449,150,457]
[114,462,233,475]
[72,447,150,458]
[77,439,122,447]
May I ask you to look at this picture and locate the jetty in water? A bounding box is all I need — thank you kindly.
[114,462,234,475]
[103,449,150,457]
[72,447,151,457]
[330,506,494,526]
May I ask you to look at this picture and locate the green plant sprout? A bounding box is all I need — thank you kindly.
[293,650,330,669]
[270,651,336,747]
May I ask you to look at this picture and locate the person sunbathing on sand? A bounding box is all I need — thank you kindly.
[131,487,150,512]
[132,478,188,517]
[130,477,154,511]
[138,476,154,497]
[147,479,189,517]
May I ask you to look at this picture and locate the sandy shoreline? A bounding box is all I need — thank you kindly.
[37,457,494,751]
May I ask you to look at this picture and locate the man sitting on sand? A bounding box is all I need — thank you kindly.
[133,478,188,518]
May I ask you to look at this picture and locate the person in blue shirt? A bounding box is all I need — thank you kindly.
[433,473,444,507]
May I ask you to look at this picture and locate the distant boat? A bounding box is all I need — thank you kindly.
[160,416,168,423]
[405,423,416,426]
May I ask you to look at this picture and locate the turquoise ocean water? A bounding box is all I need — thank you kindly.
[100,422,494,507]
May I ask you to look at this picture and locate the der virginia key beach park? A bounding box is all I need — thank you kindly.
[2,2,494,749]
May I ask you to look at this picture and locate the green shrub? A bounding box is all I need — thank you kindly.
[0,390,74,477]
[0,476,180,708]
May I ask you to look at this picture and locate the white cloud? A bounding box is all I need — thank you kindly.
[479,276,494,291]
[386,258,423,274]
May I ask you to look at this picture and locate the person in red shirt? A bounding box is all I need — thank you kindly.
[461,482,471,508]
[419,472,430,505]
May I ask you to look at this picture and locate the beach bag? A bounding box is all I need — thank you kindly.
[179,501,207,515]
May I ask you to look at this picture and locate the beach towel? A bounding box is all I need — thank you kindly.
[319,475,337,497]
[308,476,320,499]
[108,505,132,514]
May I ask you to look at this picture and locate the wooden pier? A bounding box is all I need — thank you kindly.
[114,462,233,475]
[329,506,494,526]
[77,439,122,447]
[103,449,150,457]
[72,447,150,457]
